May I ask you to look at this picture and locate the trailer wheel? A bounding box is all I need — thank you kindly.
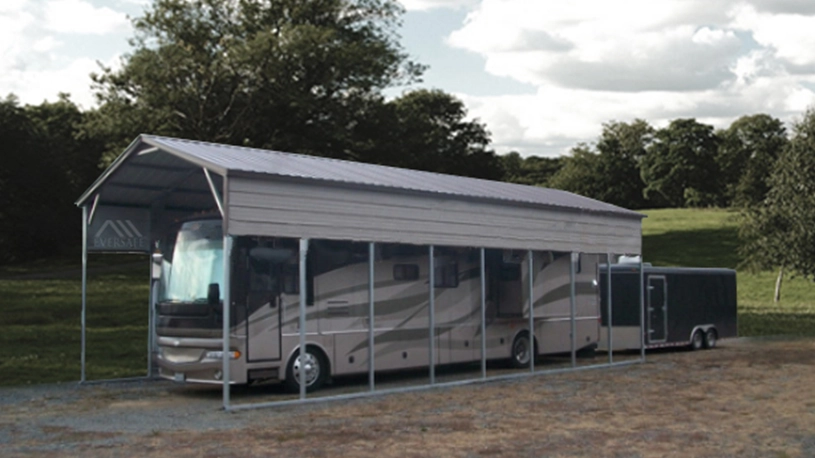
[690,330,704,351]
[284,346,328,393]
[703,329,717,349]
[510,333,535,369]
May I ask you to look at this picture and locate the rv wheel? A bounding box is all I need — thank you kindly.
[284,346,328,393]
[691,331,704,351]
[510,333,533,369]
[703,329,717,349]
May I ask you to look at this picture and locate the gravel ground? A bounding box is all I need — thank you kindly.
[2,336,815,457]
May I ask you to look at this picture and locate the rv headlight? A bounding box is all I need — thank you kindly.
[204,350,241,361]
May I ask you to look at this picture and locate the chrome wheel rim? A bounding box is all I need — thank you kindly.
[292,352,320,387]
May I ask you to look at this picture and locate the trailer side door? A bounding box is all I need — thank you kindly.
[647,276,667,343]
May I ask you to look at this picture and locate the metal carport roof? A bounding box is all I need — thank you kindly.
[76,134,644,221]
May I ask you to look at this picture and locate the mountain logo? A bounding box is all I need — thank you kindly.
[94,220,144,239]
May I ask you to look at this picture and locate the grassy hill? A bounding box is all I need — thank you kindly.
[0,208,812,386]
[641,208,814,336]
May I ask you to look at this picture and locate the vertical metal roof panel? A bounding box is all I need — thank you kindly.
[141,135,644,219]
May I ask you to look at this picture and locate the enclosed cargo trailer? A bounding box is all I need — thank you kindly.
[599,264,737,351]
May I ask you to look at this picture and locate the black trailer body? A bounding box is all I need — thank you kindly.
[599,264,737,351]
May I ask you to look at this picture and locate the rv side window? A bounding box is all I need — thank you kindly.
[434,263,459,288]
[393,264,419,281]
[249,260,276,292]
[281,264,299,295]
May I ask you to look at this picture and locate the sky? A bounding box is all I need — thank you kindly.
[3,0,815,157]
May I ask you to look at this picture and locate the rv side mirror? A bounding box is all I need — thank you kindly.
[208,283,220,305]
[151,253,163,280]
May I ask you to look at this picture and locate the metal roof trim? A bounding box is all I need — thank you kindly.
[75,135,146,207]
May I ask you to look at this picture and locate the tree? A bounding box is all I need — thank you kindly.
[740,108,815,299]
[90,0,424,165]
[717,114,787,208]
[501,152,562,187]
[547,144,605,200]
[0,95,99,263]
[548,119,653,209]
[641,119,722,207]
[593,119,653,209]
[358,89,502,180]
[27,94,105,195]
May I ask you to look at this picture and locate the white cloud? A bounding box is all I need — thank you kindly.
[731,4,815,68]
[44,0,128,35]
[444,0,815,155]
[0,3,36,75]
[5,57,108,108]
[0,0,133,108]
[449,1,742,92]
[31,36,62,53]
[399,0,476,11]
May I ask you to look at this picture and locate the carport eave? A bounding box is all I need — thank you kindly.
[75,135,229,209]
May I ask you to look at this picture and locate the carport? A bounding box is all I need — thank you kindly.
[76,134,646,411]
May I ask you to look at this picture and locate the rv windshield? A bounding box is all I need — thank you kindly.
[160,220,224,303]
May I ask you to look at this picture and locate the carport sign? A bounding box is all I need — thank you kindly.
[87,206,150,252]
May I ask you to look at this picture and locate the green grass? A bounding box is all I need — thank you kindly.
[0,209,812,386]
[642,208,815,337]
[0,258,149,386]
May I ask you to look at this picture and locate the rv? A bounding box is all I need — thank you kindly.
[599,263,737,351]
[155,219,603,392]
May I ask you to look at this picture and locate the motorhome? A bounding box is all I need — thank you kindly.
[155,218,603,391]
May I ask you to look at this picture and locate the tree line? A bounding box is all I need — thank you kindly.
[502,115,789,211]
[0,0,812,287]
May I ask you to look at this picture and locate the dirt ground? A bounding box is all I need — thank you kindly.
[3,337,815,457]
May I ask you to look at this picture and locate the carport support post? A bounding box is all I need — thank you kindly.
[428,245,435,385]
[607,252,613,364]
[639,257,646,362]
[368,242,375,391]
[221,235,233,410]
[480,248,486,379]
[148,261,157,378]
[81,205,88,383]
[528,250,534,372]
[570,252,577,368]
[299,239,310,400]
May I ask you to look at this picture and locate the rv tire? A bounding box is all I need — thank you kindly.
[510,333,535,369]
[703,329,717,349]
[690,331,704,351]
[284,346,328,393]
